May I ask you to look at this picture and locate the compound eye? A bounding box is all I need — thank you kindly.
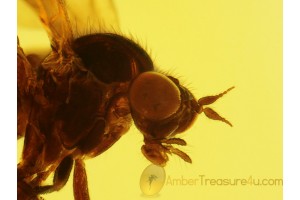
[129,72,181,121]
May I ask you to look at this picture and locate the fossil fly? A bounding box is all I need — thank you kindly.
[17,0,233,199]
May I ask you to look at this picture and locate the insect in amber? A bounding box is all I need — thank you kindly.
[17,0,233,199]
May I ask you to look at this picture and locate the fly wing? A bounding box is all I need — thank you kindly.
[18,0,43,29]
[24,0,74,55]
[66,0,120,35]
[20,0,120,54]
[18,0,51,54]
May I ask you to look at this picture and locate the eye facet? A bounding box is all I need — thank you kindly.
[129,72,181,121]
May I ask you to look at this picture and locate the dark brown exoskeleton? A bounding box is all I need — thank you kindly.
[18,0,233,199]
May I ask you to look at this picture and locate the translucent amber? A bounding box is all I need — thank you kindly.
[140,164,166,196]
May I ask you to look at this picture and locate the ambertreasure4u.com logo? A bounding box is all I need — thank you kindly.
[140,164,166,196]
[139,165,282,196]
[165,175,283,186]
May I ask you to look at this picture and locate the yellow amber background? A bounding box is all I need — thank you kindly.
[18,0,282,199]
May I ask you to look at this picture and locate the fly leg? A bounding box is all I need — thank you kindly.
[197,87,234,126]
[35,156,74,194]
[17,37,37,138]
[17,37,43,139]
[17,37,37,96]
[18,180,40,200]
[18,123,45,181]
[73,159,90,200]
